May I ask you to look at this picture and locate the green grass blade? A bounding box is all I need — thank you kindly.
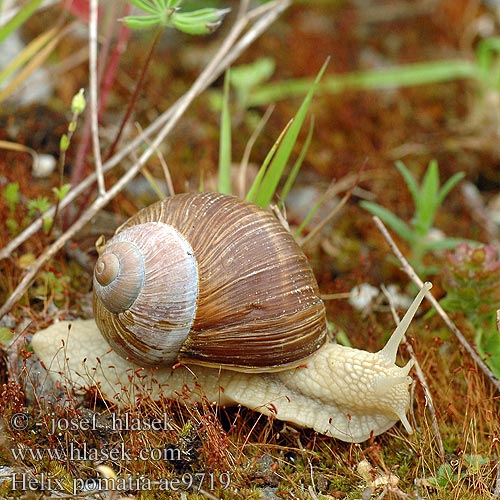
[0,27,57,85]
[294,184,327,238]
[360,201,415,244]
[437,171,465,206]
[476,37,500,80]
[252,59,329,208]
[423,237,465,251]
[121,15,162,29]
[394,160,420,207]
[415,159,440,232]
[0,0,44,43]
[246,120,292,202]
[280,116,315,203]
[218,70,232,194]
[248,60,478,106]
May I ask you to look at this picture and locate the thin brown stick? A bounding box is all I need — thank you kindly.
[104,27,162,162]
[373,215,500,393]
[381,284,445,463]
[299,165,366,248]
[493,460,500,500]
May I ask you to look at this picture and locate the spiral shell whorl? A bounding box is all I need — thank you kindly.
[93,222,198,366]
[94,253,119,286]
[94,242,145,313]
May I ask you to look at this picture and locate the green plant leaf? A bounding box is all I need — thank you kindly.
[415,159,440,234]
[247,60,478,106]
[360,201,415,243]
[121,14,162,29]
[294,185,329,238]
[60,134,70,152]
[0,26,57,86]
[218,70,232,195]
[230,58,275,93]
[0,0,44,44]
[28,196,50,217]
[0,327,13,345]
[3,182,20,211]
[422,237,465,251]
[52,184,71,201]
[42,215,53,234]
[172,8,230,35]
[251,59,329,208]
[394,161,419,207]
[476,326,500,379]
[280,116,314,203]
[437,171,465,206]
[476,37,500,85]
[246,120,292,202]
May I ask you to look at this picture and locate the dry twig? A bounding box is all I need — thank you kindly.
[0,0,292,319]
[89,0,105,195]
[493,460,500,500]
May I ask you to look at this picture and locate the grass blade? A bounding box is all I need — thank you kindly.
[246,120,292,202]
[248,60,478,106]
[360,201,415,244]
[437,171,465,206]
[0,27,57,85]
[252,59,329,208]
[0,0,44,43]
[395,161,419,207]
[416,159,440,233]
[280,116,315,203]
[218,70,232,194]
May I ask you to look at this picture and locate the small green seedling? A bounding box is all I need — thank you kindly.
[360,160,465,275]
[427,454,489,488]
[122,0,230,35]
[441,243,500,378]
[27,197,52,234]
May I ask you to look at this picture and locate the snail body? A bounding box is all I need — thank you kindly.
[31,192,431,443]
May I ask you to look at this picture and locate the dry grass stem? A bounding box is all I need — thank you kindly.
[373,215,500,394]
[133,123,175,197]
[89,0,105,195]
[238,104,274,197]
[299,169,365,247]
[381,284,445,464]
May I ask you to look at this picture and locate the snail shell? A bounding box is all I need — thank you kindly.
[93,192,327,371]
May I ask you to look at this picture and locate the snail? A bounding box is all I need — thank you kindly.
[31,192,431,443]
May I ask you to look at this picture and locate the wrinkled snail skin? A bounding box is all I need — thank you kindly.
[30,283,429,443]
[30,191,431,443]
[31,323,412,443]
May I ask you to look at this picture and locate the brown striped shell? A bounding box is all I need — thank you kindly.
[93,192,328,371]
